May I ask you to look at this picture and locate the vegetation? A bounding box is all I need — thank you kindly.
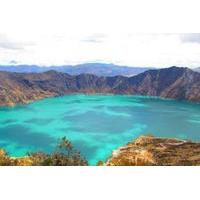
[106,135,200,166]
[0,137,88,166]
[3,134,200,166]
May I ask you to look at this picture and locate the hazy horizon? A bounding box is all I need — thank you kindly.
[0,62,197,69]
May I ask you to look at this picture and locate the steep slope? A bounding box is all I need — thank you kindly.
[0,66,200,106]
[114,66,200,101]
[0,71,125,106]
[105,135,200,166]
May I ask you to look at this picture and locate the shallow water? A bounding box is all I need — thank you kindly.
[0,94,200,165]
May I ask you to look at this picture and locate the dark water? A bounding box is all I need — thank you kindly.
[0,94,200,165]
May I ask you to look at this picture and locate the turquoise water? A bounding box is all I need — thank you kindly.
[0,94,200,165]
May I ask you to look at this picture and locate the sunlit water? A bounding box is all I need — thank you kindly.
[0,94,200,165]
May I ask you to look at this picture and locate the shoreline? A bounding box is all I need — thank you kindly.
[105,135,200,166]
[2,135,200,166]
[1,92,199,108]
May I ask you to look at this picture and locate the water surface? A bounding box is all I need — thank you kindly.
[0,94,200,165]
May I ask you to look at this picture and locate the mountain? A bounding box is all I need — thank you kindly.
[193,67,200,73]
[55,63,152,76]
[0,66,200,106]
[0,63,152,77]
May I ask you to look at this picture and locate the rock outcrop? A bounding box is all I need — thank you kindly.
[1,66,200,106]
[105,135,200,166]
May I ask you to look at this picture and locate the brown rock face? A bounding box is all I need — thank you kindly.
[1,66,200,106]
[106,136,200,166]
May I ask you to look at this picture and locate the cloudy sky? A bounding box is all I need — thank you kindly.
[0,0,200,68]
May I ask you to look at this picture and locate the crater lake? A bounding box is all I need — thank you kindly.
[0,94,200,165]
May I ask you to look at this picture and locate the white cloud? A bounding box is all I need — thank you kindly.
[80,34,107,43]
[0,0,200,68]
[180,33,200,44]
[0,34,32,50]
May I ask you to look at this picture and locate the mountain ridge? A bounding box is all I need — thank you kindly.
[0,63,152,77]
[0,66,200,106]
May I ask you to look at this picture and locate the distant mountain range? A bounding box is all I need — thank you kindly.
[0,63,152,77]
[193,67,200,73]
[0,66,200,106]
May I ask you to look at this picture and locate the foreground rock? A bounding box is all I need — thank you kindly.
[105,136,200,166]
[1,66,200,106]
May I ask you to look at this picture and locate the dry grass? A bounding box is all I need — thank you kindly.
[106,135,200,166]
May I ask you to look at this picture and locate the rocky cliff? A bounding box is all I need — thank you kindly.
[105,135,200,166]
[1,66,200,106]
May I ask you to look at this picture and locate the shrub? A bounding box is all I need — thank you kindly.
[0,137,88,166]
[29,137,88,166]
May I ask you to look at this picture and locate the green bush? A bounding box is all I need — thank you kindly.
[29,137,88,166]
